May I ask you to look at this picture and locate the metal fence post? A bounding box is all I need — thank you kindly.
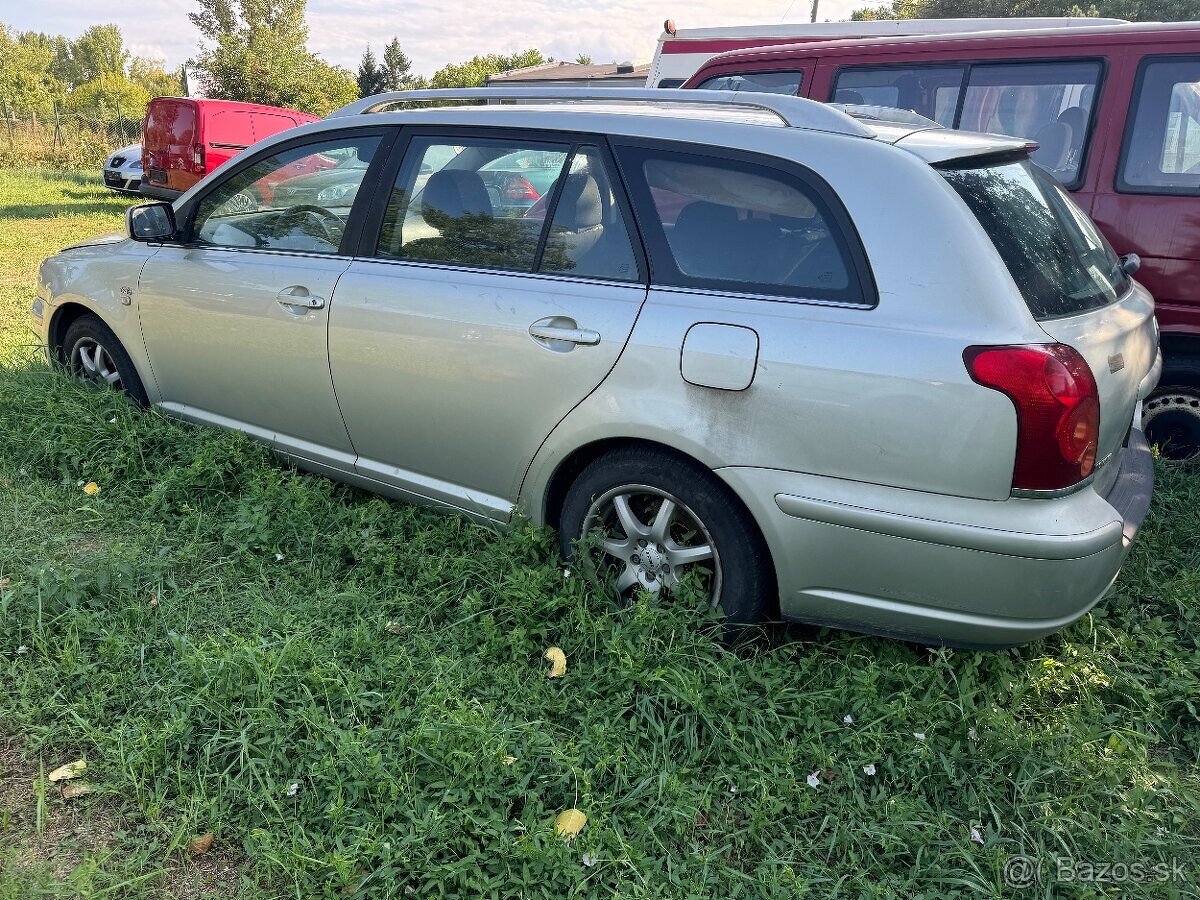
[4,102,13,149]
[53,102,62,149]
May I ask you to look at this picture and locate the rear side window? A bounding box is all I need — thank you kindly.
[1120,57,1200,194]
[958,61,1101,187]
[697,71,803,95]
[832,60,1101,187]
[833,66,964,126]
[943,158,1129,320]
[617,145,869,304]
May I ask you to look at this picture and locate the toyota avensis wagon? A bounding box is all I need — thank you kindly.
[33,88,1159,648]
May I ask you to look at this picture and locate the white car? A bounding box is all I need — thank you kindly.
[37,88,1159,647]
[102,144,142,194]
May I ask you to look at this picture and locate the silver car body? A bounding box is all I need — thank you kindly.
[102,143,143,194]
[35,89,1159,647]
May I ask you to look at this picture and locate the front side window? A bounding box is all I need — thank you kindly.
[833,66,965,127]
[697,71,803,95]
[943,157,1129,320]
[191,134,382,253]
[958,61,1100,186]
[619,146,865,303]
[377,136,639,281]
[1120,57,1200,193]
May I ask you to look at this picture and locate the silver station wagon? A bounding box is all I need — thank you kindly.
[34,88,1159,647]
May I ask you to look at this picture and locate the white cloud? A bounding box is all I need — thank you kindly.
[5,0,866,76]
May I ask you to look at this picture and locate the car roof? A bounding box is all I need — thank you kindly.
[697,19,1200,68]
[315,88,1029,165]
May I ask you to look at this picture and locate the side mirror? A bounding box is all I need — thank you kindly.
[127,202,177,242]
[1120,253,1141,276]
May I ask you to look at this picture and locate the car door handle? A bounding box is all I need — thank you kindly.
[528,319,601,346]
[276,286,326,311]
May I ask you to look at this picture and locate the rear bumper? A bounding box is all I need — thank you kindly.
[717,430,1154,648]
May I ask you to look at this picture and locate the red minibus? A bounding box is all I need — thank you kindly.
[140,97,320,201]
[686,21,1200,458]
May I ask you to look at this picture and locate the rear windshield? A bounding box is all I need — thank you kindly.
[941,158,1129,319]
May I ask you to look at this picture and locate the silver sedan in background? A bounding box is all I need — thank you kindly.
[102,143,142,194]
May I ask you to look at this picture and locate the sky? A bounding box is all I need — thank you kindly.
[1,0,868,77]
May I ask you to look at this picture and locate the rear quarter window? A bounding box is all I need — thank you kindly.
[942,157,1129,319]
[616,144,873,305]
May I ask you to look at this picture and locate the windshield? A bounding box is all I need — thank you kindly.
[942,157,1129,319]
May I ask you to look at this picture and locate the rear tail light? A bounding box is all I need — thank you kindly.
[503,176,540,201]
[964,343,1100,492]
[192,143,205,174]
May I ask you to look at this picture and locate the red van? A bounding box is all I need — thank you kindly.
[140,97,320,201]
[686,21,1200,458]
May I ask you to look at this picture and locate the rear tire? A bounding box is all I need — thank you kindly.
[559,447,774,628]
[1143,355,1200,462]
[62,314,150,408]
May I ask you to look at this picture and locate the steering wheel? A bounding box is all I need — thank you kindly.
[271,205,344,246]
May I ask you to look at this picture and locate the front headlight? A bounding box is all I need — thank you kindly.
[316,182,356,204]
[129,161,143,170]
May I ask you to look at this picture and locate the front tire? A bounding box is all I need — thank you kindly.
[62,314,149,407]
[559,447,774,627]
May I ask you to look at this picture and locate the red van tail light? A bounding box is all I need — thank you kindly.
[964,343,1100,492]
[192,143,206,174]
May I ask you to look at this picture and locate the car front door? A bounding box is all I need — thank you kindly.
[328,131,648,521]
[137,129,391,468]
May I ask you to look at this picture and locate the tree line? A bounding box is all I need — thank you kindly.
[0,23,181,117]
[1,0,555,121]
[849,0,1200,22]
[14,0,1196,122]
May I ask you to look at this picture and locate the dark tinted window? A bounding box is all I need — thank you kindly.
[378,136,569,272]
[697,71,803,95]
[959,61,1100,186]
[943,158,1129,319]
[619,146,864,304]
[833,66,964,126]
[539,146,639,281]
[657,79,686,88]
[1120,57,1200,193]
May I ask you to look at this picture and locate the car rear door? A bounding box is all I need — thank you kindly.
[327,129,648,521]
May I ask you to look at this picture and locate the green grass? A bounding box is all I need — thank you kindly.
[0,169,134,356]
[1,170,1199,898]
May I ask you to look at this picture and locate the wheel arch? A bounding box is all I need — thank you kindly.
[539,436,779,609]
[48,302,98,362]
[1159,332,1200,380]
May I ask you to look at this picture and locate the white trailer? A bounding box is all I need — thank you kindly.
[646,17,1127,88]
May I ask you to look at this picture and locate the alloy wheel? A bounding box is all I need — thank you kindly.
[71,337,123,390]
[583,484,722,605]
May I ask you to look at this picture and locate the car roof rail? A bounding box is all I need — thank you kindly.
[326,87,875,137]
